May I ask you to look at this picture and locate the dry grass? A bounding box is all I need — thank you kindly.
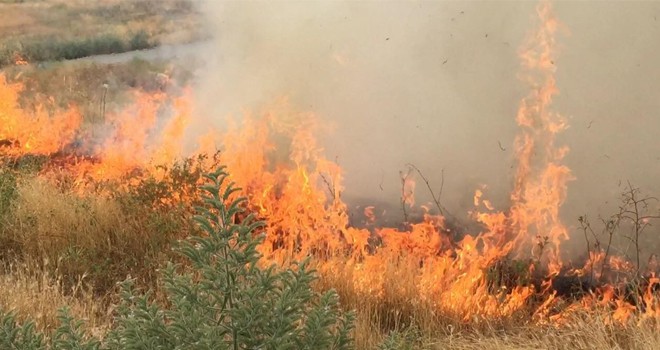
[317,251,660,349]
[343,289,660,349]
[1,57,197,124]
[0,0,203,66]
[0,169,195,294]
[0,0,201,43]
[0,262,110,338]
[426,315,660,350]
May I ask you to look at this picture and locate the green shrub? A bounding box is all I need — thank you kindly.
[0,311,45,349]
[129,30,152,51]
[378,326,424,350]
[106,166,355,349]
[0,167,356,349]
[13,31,157,66]
[0,308,100,350]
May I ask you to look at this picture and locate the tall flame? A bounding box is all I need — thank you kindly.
[507,0,573,274]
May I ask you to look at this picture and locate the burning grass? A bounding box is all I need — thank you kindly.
[0,1,659,348]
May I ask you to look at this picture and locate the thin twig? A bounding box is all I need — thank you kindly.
[407,163,444,216]
[320,173,336,201]
[405,163,461,226]
[399,167,413,223]
[599,217,616,282]
[578,215,595,284]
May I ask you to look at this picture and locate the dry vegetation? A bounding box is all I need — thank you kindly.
[1,164,659,349]
[0,0,202,66]
[2,57,196,122]
[0,77,658,348]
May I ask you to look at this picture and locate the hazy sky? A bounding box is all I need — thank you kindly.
[192,1,660,245]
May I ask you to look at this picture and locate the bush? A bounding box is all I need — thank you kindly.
[378,326,424,350]
[0,167,356,349]
[129,30,152,51]
[0,311,45,349]
[9,31,157,66]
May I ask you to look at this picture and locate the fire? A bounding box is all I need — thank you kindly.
[0,0,658,329]
[0,75,82,155]
[506,0,572,274]
[13,53,28,66]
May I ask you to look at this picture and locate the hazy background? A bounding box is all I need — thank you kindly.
[190,1,660,255]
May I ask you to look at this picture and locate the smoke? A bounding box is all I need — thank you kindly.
[190,1,660,252]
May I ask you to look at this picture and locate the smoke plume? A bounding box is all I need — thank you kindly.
[190,1,660,256]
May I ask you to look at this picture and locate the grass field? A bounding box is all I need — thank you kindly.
[0,0,202,67]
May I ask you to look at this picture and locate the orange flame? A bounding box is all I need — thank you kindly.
[0,75,82,155]
[507,0,572,274]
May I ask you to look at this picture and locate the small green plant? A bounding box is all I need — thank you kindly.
[0,308,102,350]
[378,325,424,350]
[106,166,355,349]
[52,307,100,350]
[0,311,45,349]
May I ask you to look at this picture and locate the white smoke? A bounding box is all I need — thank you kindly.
[190,0,660,258]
